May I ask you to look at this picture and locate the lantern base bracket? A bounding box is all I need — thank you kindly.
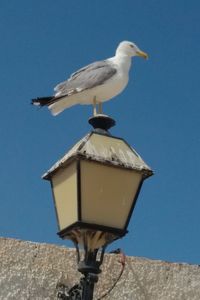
[57,245,105,300]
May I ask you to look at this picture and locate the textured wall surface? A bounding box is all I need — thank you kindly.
[0,237,200,299]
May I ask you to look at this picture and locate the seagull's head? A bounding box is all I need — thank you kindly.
[116,41,148,59]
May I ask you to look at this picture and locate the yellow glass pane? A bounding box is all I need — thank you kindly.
[52,162,78,231]
[80,160,142,229]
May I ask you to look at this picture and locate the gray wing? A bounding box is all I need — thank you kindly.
[54,60,117,96]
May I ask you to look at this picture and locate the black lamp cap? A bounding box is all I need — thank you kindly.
[88,114,116,134]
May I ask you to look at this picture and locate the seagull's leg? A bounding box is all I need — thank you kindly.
[98,102,103,114]
[93,96,97,116]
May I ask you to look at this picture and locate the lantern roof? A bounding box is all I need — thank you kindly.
[43,131,153,180]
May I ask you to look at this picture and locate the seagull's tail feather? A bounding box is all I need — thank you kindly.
[48,95,78,116]
[31,96,55,107]
[32,95,78,116]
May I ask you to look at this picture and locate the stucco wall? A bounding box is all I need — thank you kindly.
[0,237,200,299]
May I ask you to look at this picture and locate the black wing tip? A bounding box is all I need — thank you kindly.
[31,98,40,106]
[31,98,37,105]
[31,96,54,106]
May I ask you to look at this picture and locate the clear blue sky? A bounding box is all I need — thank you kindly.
[0,0,200,265]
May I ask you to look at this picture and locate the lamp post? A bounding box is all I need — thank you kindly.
[43,114,153,299]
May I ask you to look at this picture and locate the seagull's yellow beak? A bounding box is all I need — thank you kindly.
[136,50,148,59]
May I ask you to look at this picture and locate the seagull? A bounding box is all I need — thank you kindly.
[32,41,148,116]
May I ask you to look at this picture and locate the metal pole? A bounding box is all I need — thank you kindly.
[81,273,98,300]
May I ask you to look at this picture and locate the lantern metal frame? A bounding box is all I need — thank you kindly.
[49,152,146,241]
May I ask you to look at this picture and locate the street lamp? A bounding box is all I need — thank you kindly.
[43,114,153,299]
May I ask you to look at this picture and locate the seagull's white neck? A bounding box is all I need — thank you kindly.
[113,53,132,73]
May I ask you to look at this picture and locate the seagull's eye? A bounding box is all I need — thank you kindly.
[129,44,134,48]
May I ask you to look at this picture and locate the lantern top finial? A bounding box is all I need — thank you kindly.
[88,114,116,134]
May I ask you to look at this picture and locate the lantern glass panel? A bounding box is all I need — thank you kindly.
[51,161,78,231]
[80,160,142,230]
